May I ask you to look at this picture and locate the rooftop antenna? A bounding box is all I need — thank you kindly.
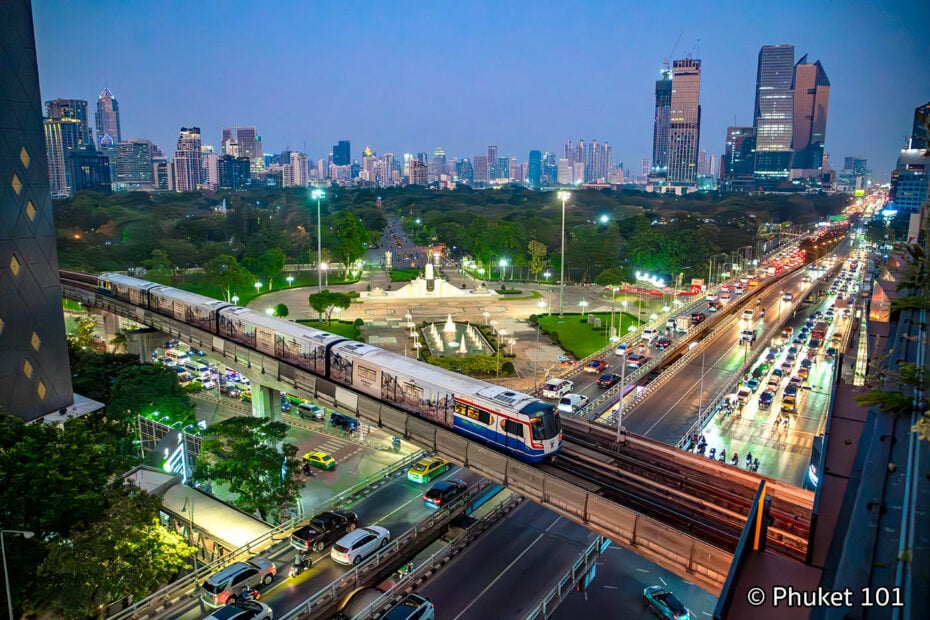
[663,31,683,72]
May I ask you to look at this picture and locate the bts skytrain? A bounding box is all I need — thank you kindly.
[96,273,562,462]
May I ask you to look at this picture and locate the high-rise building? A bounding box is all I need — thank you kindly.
[542,152,557,186]
[564,141,575,169]
[173,126,202,192]
[910,102,929,151]
[217,155,251,190]
[333,140,351,166]
[430,148,446,181]
[201,149,219,189]
[68,151,111,194]
[572,162,585,185]
[46,98,91,140]
[115,139,155,188]
[791,55,831,172]
[528,150,542,187]
[557,159,572,184]
[43,98,95,197]
[408,159,428,185]
[753,45,795,181]
[221,127,262,173]
[509,159,523,183]
[487,145,498,180]
[457,158,474,184]
[283,152,308,188]
[651,68,673,175]
[667,58,702,185]
[1,0,74,421]
[94,86,121,152]
[498,157,509,182]
[153,157,172,190]
[723,126,756,186]
[473,155,488,184]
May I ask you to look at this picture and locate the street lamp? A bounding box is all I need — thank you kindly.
[265,307,274,315]
[615,352,627,442]
[609,287,620,342]
[321,263,329,287]
[557,190,571,317]
[535,299,545,389]
[286,275,294,287]
[579,298,588,316]
[543,271,551,286]
[254,281,262,294]
[499,258,508,282]
[496,328,507,378]
[483,311,490,325]
[231,295,239,305]
[2,529,34,620]
[508,337,516,355]
[312,188,326,292]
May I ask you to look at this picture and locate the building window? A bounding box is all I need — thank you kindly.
[11,174,22,196]
[10,255,20,277]
[23,360,33,379]
[36,380,46,399]
[20,147,30,169]
[25,200,36,222]
[31,332,41,352]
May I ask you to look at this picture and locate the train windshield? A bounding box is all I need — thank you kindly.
[521,401,561,441]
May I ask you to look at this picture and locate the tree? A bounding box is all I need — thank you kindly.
[528,240,547,281]
[68,315,98,350]
[308,289,352,324]
[194,417,302,522]
[274,303,289,317]
[33,485,197,620]
[204,254,254,302]
[143,248,172,275]
[331,211,368,274]
[257,247,287,290]
[108,365,196,427]
[595,267,627,287]
[109,330,128,353]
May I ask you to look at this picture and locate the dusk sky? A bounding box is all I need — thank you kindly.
[34,0,929,179]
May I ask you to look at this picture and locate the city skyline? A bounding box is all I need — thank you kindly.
[33,1,930,179]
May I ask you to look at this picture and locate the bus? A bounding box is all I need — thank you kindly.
[811,321,828,341]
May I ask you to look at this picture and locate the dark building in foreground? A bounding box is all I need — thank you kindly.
[217,155,251,190]
[722,126,756,189]
[332,140,351,166]
[0,0,74,421]
[68,150,112,194]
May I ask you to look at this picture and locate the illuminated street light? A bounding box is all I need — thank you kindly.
[599,214,609,224]
[557,190,571,317]
[265,307,274,315]
[231,295,239,305]
[579,298,588,317]
[286,275,294,287]
[312,188,326,292]
[499,258,508,281]
[483,311,490,325]
[321,263,329,286]
[254,281,262,293]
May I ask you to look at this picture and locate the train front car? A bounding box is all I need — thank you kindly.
[327,341,561,462]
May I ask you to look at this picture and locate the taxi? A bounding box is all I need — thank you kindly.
[407,456,450,483]
[303,451,336,470]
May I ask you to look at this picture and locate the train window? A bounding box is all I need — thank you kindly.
[456,403,491,425]
[501,419,524,436]
[358,366,376,381]
[403,383,423,400]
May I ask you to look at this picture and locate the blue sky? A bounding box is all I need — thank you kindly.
[33,0,930,179]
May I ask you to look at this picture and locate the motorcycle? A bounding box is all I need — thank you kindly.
[708,447,716,460]
[289,556,312,578]
[230,586,260,604]
[751,458,760,473]
[396,561,414,579]
[718,449,727,463]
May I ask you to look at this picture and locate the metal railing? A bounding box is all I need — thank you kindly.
[523,537,610,620]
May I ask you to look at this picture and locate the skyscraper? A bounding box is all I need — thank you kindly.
[430,148,446,181]
[217,155,250,190]
[408,159,428,185]
[753,44,795,180]
[221,127,262,173]
[68,151,111,193]
[791,55,831,171]
[95,86,121,152]
[43,98,95,197]
[528,150,542,187]
[473,155,488,184]
[1,0,74,421]
[911,102,929,151]
[115,139,155,188]
[723,127,756,186]
[666,58,702,185]
[173,127,202,192]
[333,140,351,166]
[651,68,673,175]
[542,152,557,186]
[487,145,498,180]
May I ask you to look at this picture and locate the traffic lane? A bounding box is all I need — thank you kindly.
[550,542,717,620]
[418,501,596,620]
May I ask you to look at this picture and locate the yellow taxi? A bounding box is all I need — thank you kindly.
[303,451,336,470]
[407,456,450,483]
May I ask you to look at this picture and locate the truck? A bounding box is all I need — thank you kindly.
[811,321,827,341]
[676,316,692,332]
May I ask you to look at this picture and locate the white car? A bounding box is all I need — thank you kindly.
[202,379,216,390]
[614,343,630,356]
[741,309,755,321]
[558,393,590,414]
[331,526,391,565]
[641,328,659,343]
[541,378,573,399]
[204,601,273,620]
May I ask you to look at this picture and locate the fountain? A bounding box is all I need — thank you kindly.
[421,319,494,357]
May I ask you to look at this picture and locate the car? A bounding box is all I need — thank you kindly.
[596,373,621,388]
[177,371,194,382]
[782,395,797,413]
[789,376,803,389]
[771,368,784,378]
[161,357,178,367]
[382,593,435,620]
[202,379,216,390]
[767,376,780,391]
[780,362,793,374]
[584,359,608,374]
[654,336,672,350]
[736,386,753,403]
[707,300,722,312]
[758,391,774,409]
[203,601,273,620]
[643,585,690,620]
[614,343,630,356]
[407,456,450,483]
[787,346,799,356]
[798,367,810,380]
[298,402,326,420]
[625,353,648,369]
[690,312,706,324]
[741,309,755,321]
[280,400,292,412]
[641,328,660,343]
[201,559,276,607]
[329,411,359,432]
[303,451,336,470]
[542,378,573,399]
[423,478,468,508]
[290,510,359,552]
[331,526,391,566]
[784,384,799,397]
[746,378,760,392]
[189,348,206,357]
[800,358,813,369]
[558,393,590,414]
[220,384,241,397]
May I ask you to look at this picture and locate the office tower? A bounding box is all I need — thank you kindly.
[283,152,308,187]
[564,140,575,169]
[217,155,251,190]
[1,0,74,421]
[153,157,172,190]
[458,158,474,184]
[95,86,121,151]
[723,127,756,186]
[497,157,509,182]
[557,159,572,184]
[641,159,651,178]
[382,153,395,186]
[574,140,586,180]
[651,68,673,175]
[46,98,91,138]
[667,58,702,185]
[221,127,262,173]
[509,159,523,183]
[528,150,542,188]
[709,154,717,177]
[430,148,446,180]
[416,152,429,164]
[487,145,498,180]
[911,102,929,151]
[408,159,428,185]
[68,151,111,193]
[572,162,585,185]
[201,149,219,189]
[753,45,795,180]
[791,55,831,171]
[473,155,488,184]
[44,98,95,197]
[542,152,557,186]
[173,126,202,192]
[115,139,155,188]
[333,140,351,166]
[598,142,611,181]
[697,150,707,175]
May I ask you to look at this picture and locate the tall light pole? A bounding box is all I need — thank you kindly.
[2,529,34,620]
[615,352,627,442]
[496,328,506,379]
[557,190,570,317]
[312,188,326,292]
[535,299,545,389]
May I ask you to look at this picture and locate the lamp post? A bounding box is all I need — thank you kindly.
[321,263,329,287]
[483,311,490,325]
[312,188,326,292]
[254,281,262,295]
[609,287,619,343]
[535,299,545,389]
[615,352,627,441]
[499,258,508,282]
[690,342,707,423]
[2,529,34,620]
[544,271,551,286]
[181,496,197,572]
[496,328,506,379]
[579,298,588,317]
[231,295,239,306]
[286,275,294,287]
[557,190,571,317]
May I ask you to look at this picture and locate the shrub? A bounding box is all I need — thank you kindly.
[501,361,515,375]
[354,318,364,327]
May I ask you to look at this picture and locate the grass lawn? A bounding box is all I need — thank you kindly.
[390,268,421,282]
[62,298,85,312]
[537,312,640,358]
[156,269,359,306]
[296,319,362,341]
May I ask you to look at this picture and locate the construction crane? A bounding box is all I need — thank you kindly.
[663,32,684,72]
[685,38,701,59]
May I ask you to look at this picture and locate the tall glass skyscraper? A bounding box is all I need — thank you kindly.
[791,55,831,171]
[95,86,121,149]
[528,150,542,187]
[332,140,351,166]
[651,68,672,175]
[753,44,795,180]
[667,58,701,185]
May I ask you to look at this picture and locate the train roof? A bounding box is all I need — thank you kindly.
[99,272,163,290]
[220,306,347,345]
[331,341,541,411]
